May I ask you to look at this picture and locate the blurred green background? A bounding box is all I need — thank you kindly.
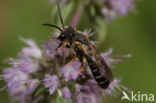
[0,0,156,103]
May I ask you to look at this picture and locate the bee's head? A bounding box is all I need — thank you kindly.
[43,4,75,42]
[57,27,75,41]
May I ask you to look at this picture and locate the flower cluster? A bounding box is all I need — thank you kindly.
[0,34,130,103]
[100,0,135,21]
[50,0,135,22]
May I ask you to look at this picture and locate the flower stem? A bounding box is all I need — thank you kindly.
[69,5,83,28]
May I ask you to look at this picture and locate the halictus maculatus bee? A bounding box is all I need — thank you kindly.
[43,4,113,89]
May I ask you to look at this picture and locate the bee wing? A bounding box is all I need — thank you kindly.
[80,42,113,81]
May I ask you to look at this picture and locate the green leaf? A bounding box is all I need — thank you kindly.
[55,95,72,103]
[94,17,107,42]
[34,87,46,97]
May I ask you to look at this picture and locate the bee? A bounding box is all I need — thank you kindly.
[43,4,113,89]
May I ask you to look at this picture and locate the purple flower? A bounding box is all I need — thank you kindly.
[23,79,39,94]
[44,38,62,58]
[105,78,130,97]
[101,48,118,67]
[44,75,59,95]
[9,79,39,96]
[101,48,131,67]
[13,59,39,73]
[44,37,70,61]
[2,67,39,98]
[3,68,28,84]
[62,87,71,100]
[62,61,81,81]
[83,29,96,38]
[101,7,116,21]
[0,38,41,100]
[101,0,135,21]
[111,0,134,16]
[0,33,130,102]
[83,80,102,97]
[75,80,102,103]
[76,94,98,103]
[19,37,41,59]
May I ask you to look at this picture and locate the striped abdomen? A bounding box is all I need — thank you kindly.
[86,55,113,89]
[72,36,113,89]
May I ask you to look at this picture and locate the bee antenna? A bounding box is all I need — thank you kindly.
[57,3,65,29]
[43,24,63,31]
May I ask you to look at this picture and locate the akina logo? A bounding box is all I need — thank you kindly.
[121,91,154,102]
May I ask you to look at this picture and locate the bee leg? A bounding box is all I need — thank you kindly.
[56,42,63,51]
[77,57,86,74]
[56,42,68,54]
[56,42,68,50]
[61,42,67,48]
[66,57,78,65]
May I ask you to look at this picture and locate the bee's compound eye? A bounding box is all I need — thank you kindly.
[58,34,66,40]
[61,34,65,38]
